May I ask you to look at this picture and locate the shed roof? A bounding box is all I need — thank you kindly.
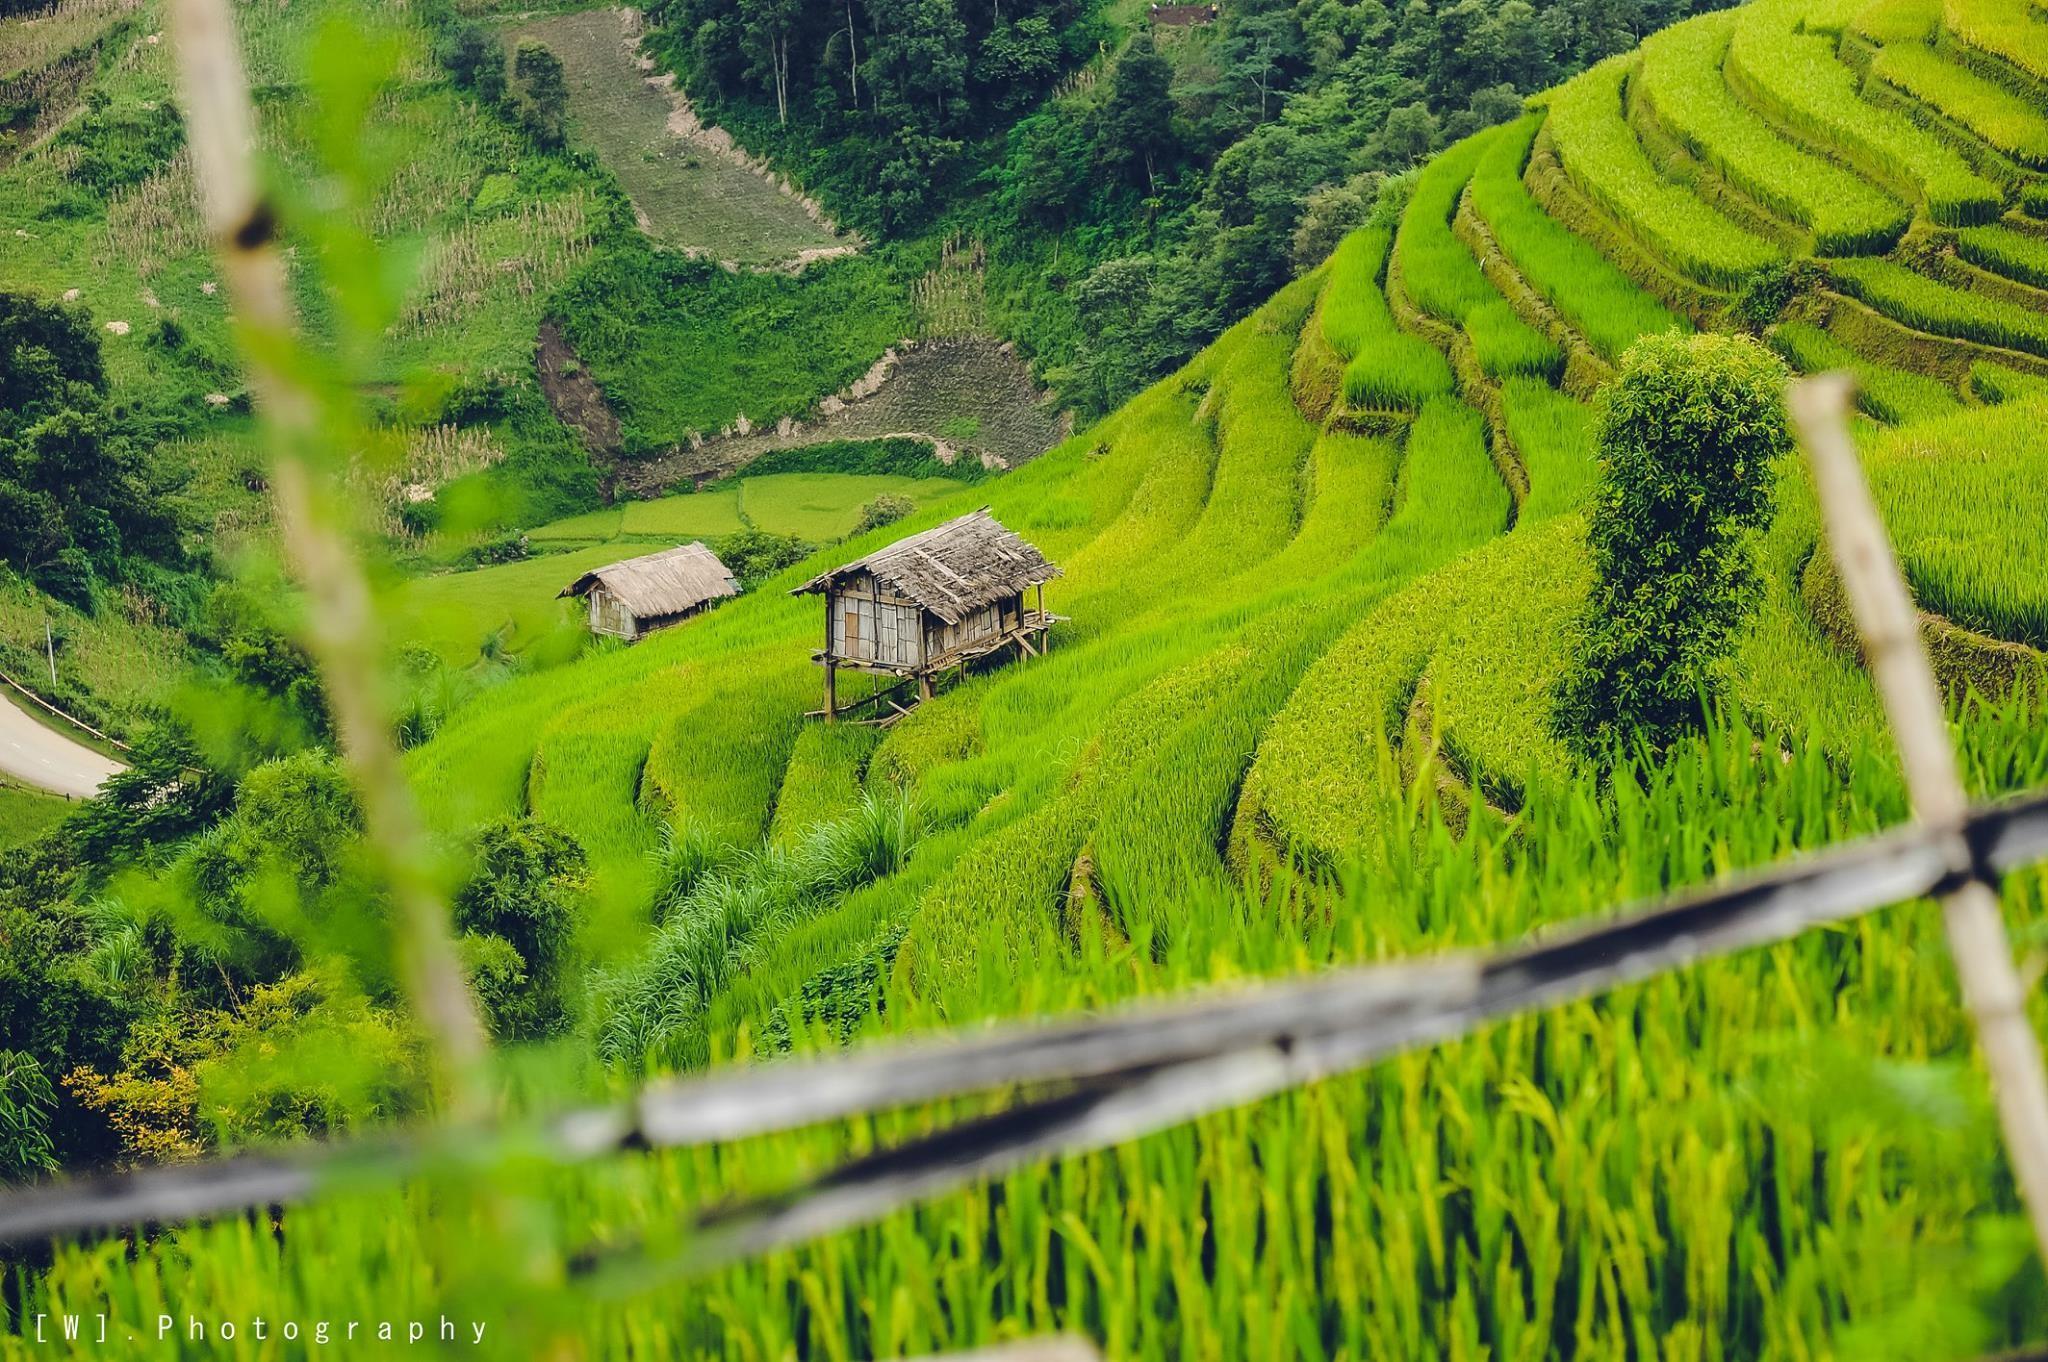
[791,508,1060,624]
[559,542,740,617]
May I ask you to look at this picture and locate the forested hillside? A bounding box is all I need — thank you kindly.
[3,0,2048,1354]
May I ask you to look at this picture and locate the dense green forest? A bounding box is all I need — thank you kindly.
[3,0,2048,1352]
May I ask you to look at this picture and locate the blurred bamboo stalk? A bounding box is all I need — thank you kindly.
[1791,371,2048,1273]
[168,0,490,1117]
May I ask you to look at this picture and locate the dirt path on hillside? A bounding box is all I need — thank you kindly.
[0,691,122,800]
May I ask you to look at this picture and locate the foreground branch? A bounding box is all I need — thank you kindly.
[1792,372,2048,1273]
[167,0,489,1113]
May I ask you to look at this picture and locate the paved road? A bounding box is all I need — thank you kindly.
[0,690,124,800]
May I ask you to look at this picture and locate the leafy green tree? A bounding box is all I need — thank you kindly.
[438,23,508,106]
[512,40,569,148]
[1099,32,1177,192]
[1554,333,1792,756]
[0,292,179,605]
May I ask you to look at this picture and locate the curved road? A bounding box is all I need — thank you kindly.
[0,691,124,800]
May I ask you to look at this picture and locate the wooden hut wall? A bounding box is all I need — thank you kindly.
[589,588,638,640]
[925,594,1019,657]
[831,573,924,667]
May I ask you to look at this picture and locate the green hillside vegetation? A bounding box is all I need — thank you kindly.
[10,0,2048,1354]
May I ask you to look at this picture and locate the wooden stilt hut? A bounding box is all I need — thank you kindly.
[793,508,1062,723]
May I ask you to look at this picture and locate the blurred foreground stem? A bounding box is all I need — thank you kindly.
[168,0,490,1119]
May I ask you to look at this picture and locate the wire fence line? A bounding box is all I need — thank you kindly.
[4,787,2046,1265]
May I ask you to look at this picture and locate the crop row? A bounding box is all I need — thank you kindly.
[1398,132,1503,324]
[1867,395,2048,647]
[1546,57,1784,286]
[1943,0,2048,85]
[1829,255,2048,357]
[1728,0,2001,225]
[1954,222,2048,287]
[1500,376,1597,522]
[1468,114,1688,360]
[1396,128,1565,382]
[1639,12,1908,254]
[1768,319,1963,424]
[1327,225,1460,409]
[1870,40,2048,168]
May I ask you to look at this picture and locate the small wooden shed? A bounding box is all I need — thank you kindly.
[792,508,1062,721]
[559,541,740,641]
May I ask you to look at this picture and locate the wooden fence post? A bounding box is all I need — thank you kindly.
[1791,372,2048,1273]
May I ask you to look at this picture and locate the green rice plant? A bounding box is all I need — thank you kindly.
[1768,319,1963,423]
[768,724,881,845]
[1396,130,1502,324]
[1944,0,2048,85]
[1501,377,1596,521]
[1728,0,2001,225]
[1971,359,2048,400]
[1870,42,2048,168]
[1639,12,1909,254]
[1546,56,1784,286]
[1466,298,1565,380]
[1424,515,1589,808]
[1955,222,2048,286]
[1829,255,2048,357]
[591,788,922,1072]
[1341,331,1457,409]
[1855,0,1942,44]
[1867,395,2048,646]
[1319,225,1396,360]
[1470,114,1688,359]
[2025,181,2048,215]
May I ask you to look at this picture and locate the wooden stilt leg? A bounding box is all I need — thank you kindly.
[824,664,838,722]
[918,672,933,701]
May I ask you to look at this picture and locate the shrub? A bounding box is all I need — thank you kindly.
[0,1050,57,1183]
[453,816,588,1040]
[854,492,917,534]
[1554,333,1791,755]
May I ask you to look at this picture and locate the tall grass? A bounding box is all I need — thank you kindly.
[1768,319,1963,424]
[1871,41,2048,168]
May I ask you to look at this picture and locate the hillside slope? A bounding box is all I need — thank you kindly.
[17,0,2048,1353]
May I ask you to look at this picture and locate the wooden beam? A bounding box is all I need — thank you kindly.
[1794,372,2048,1276]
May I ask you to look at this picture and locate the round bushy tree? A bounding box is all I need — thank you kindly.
[1554,332,1791,756]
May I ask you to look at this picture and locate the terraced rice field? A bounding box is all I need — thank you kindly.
[18,0,2048,1353]
[503,8,845,264]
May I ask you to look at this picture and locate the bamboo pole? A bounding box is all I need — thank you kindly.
[168,0,489,1118]
[1790,372,2048,1271]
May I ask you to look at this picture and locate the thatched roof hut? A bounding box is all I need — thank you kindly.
[793,508,1060,623]
[793,508,1062,720]
[560,541,740,641]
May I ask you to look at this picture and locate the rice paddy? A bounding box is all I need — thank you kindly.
[9,0,2048,1353]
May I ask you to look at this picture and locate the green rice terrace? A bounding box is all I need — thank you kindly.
[4,0,2048,1354]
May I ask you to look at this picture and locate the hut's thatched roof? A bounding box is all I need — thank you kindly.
[559,542,740,617]
[791,508,1060,624]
